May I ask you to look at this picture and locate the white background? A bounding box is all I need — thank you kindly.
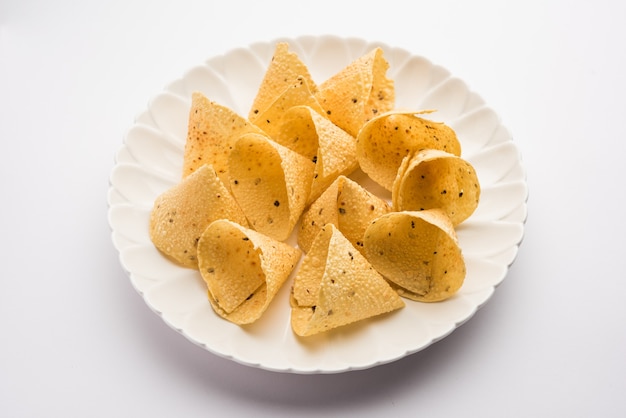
[2,0,625,416]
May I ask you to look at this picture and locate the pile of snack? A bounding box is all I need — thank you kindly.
[148,43,480,337]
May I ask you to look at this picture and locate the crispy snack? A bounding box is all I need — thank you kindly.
[198,219,301,325]
[363,209,466,302]
[275,105,358,204]
[315,47,395,137]
[290,224,404,337]
[392,149,480,225]
[149,164,248,269]
[250,76,325,138]
[248,42,318,121]
[298,175,390,254]
[148,41,482,337]
[356,110,461,190]
[228,132,315,241]
[183,92,265,186]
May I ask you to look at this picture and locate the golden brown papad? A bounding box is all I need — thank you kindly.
[275,106,358,204]
[298,175,391,254]
[198,219,301,325]
[228,132,315,241]
[356,110,461,190]
[182,92,265,185]
[149,164,248,269]
[248,42,318,122]
[290,224,404,337]
[392,149,480,226]
[363,209,466,302]
[315,47,395,137]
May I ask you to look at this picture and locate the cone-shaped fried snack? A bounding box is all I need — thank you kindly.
[291,224,404,337]
[315,47,395,137]
[149,164,248,269]
[363,209,466,302]
[356,110,461,190]
[198,219,301,324]
[298,175,390,254]
[392,149,480,225]
[251,76,325,139]
[248,42,318,121]
[275,105,358,204]
[183,92,265,186]
[228,132,315,241]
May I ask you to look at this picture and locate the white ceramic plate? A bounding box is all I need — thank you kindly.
[108,35,527,374]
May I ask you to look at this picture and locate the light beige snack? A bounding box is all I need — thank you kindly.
[183,92,265,186]
[363,209,466,302]
[149,164,248,269]
[315,47,395,137]
[290,224,404,337]
[248,42,318,121]
[198,219,301,324]
[356,110,461,190]
[228,132,315,241]
[275,105,358,204]
[298,175,390,254]
[392,149,480,226]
